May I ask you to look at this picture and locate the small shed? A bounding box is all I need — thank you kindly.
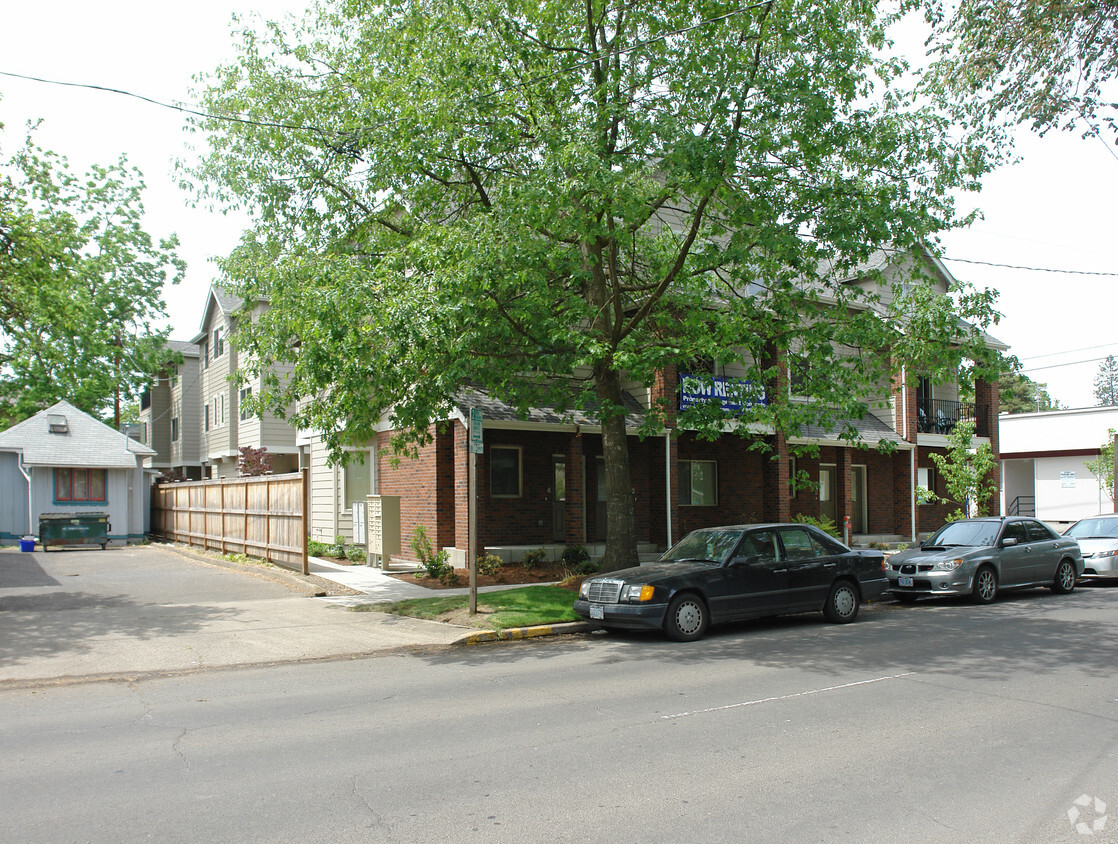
[0,401,156,546]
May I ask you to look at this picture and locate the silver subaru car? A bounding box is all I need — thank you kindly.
[887,517,1083,604]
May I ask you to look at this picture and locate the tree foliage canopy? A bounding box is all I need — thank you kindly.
[1084,428,1115,505]
[999,369,1059,414]
[925,0,1118,139]
[189,0,1004,567]
[1094,354,1118,406]
[0,122,185,426]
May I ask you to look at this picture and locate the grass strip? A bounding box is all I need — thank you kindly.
[351,585,579,631]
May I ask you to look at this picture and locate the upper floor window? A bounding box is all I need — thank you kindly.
[239,387,253,421]
[171,417,180,442]
[213,327,225,358]
[55,468,107,503]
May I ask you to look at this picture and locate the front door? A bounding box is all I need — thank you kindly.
[851,465,867,534]
[819,465,837,525]
[552,457,567,542]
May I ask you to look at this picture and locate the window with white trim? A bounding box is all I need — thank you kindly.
[917,466,936,503]
[239,387,253,421]
[680,460,717,506]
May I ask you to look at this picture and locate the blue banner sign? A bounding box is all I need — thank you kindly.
[679,373,766,412]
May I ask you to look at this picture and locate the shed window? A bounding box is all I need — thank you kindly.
[55,468,107,503]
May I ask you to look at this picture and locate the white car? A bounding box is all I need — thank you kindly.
[1064,514,1118,579]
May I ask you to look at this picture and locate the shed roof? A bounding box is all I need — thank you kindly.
[0,400,156,468]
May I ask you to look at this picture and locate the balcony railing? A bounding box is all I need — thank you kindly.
[918,398,977,436]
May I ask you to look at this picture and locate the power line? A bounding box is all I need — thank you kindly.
[1019,342,1118,362]
[1020,355,1112,373]
[941,255,1118,277]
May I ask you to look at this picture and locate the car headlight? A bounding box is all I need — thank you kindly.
[579,582,591,599]
[621,584,655,603]
[933,558,964,572]
[1096,549,1117,558]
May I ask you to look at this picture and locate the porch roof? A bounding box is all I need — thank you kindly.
[453,385,646,432]
[791,411,912,451]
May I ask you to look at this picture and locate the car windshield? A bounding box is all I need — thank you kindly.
[924,521,1000,548]
[1065,518,1118,539]
[660,528,743,565]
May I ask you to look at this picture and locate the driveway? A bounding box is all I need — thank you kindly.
[0,544,468,687]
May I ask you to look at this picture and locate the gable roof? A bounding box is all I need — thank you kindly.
[0,400,156,468]
[191,285,245,344]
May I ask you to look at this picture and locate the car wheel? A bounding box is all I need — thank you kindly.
[823,580,860,623]
[1051,559,1077,594]
[664,593,708,642]
[971,566,998,604]
[894,592,919,604]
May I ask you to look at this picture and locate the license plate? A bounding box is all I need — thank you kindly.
[590,604,604,620]
[898,576,913,587]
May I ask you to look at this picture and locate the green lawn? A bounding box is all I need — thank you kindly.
[351,585,580,631]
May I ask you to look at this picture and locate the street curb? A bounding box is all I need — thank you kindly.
[453,621,596,645]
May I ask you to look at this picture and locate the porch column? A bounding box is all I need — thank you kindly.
[763,433,791,523]
[837,447,852,539]
[565,433,586,544]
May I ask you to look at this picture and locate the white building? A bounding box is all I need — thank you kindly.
[1000,406,1118,528]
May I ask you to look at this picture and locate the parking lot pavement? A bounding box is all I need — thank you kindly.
[0,544,470,687]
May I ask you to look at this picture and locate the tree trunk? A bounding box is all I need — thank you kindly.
[594,364,640,573]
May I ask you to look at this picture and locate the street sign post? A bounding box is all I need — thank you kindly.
[469,408,483,613]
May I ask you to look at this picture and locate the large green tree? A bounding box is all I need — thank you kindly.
[190,0,1003,570]
[0,123,185,426]
[999,369,1059,414]
[925,0,1118,138]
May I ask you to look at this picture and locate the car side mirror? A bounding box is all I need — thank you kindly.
[1001,537,1017,547]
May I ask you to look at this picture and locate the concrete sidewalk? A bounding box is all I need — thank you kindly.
[0,544,588,688]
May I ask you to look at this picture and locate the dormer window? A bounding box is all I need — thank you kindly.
[47,413,69,434]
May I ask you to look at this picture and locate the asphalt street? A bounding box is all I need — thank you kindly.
[2,545,1117,842]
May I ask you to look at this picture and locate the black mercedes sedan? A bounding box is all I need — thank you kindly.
[574,524,888,641]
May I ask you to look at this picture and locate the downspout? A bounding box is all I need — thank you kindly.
[665,432,672,549]
[910,446,917,542]
[16,451,32,537]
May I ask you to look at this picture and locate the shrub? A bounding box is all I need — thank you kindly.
[790,513,840,538]
[476,553,503,576]
[521,548,549,570]
[410,525,452,580]
[308,539,330,558]
[561,544,590,567]
[573,558,600,576]
[345,546,366,563]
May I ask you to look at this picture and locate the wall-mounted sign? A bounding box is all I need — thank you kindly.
[679,373,767,412]
[1060,471,1076,488]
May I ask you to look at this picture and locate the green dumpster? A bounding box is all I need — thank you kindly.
[39,512,111,551]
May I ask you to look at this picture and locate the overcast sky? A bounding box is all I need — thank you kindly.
[3,1,1116,409]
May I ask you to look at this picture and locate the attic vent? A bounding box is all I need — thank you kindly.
[47,413,69,434]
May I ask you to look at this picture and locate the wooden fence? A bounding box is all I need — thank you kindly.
[151,470,309,574]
